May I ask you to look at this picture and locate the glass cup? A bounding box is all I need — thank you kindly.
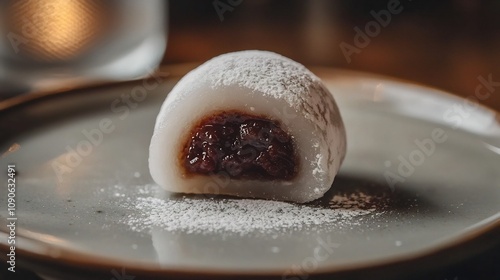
[0,0,167,96]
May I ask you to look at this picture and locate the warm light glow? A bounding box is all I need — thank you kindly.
[21,229,72,253]
[7,0,104,61]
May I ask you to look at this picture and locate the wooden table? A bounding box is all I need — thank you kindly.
[165,0,500,113]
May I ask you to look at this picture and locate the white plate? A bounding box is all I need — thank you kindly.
[1,66,499,279]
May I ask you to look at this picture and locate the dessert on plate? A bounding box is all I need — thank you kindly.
[149,50,346,203]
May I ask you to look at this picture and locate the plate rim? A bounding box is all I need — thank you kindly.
[1,64,499,278]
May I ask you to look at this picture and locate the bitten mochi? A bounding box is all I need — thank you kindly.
[149,50,346,203]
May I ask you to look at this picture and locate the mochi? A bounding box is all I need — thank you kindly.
[149,50,346,203]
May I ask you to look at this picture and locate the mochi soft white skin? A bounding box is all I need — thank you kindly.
[149,50,346,203]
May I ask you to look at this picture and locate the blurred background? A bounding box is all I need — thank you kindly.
[165,0,500,111]
[0,0,166,97]
[1,0,500,112]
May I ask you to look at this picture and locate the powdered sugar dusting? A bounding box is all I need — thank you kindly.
[120,184,383,235]
[189,51,347,180]
[203,51,320,109]
[150,51,347,203]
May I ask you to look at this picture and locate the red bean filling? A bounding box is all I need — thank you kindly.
[181,111,297,180]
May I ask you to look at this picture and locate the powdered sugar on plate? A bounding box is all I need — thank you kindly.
[119,184,386,235]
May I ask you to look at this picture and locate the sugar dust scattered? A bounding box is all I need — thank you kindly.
[119,184,385,235]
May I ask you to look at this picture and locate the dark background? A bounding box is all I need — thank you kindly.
[165,0,500,112]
